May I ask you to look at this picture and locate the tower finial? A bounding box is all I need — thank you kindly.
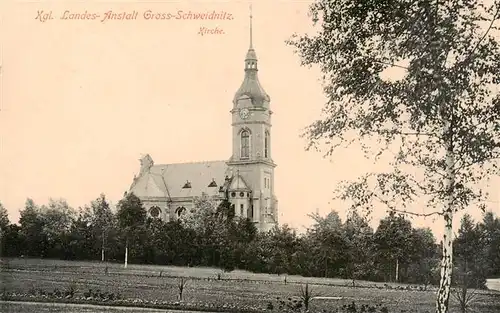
[249,3,253,49]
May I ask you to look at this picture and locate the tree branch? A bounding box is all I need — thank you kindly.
[462,5,500,63]
[375,129,440,138]
[372,60,409,70]
[407,176,444,196]
[466,287,478,303]
[454,156,500,173]
[371,192,442,217]
[388,208,443,217]
[399,132,436,137]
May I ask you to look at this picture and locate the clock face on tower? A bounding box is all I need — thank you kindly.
[239,108,250,120]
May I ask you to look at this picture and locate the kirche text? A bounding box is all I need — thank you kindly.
[198,26,225,36]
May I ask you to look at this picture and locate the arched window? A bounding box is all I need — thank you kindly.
[175,206,186,217]
[241,130,250,159]
[149,206,161,218]
[264,131,270,158]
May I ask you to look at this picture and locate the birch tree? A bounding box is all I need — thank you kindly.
[287,1,500,312]
[342,211,374,286]
[116,192,146,268]
[87,194,114,262]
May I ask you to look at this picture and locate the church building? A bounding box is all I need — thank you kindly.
[128,11,278,232]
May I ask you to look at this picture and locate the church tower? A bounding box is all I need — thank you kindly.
[227,6,278,232]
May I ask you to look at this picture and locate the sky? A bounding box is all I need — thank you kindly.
[0,0,498,239]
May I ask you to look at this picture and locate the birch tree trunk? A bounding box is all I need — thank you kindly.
[396,258,399,283]
[101,235,105,262]
[124,238,129,269]
[436,120,455,313]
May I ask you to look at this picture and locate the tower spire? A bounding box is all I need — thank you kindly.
[233,2,270,107]
[249,4,253,49]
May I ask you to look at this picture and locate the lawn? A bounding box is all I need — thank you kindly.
[1,258,499,313]
[0,301,168,313]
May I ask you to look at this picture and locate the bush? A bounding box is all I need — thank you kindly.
[337,302,389,313]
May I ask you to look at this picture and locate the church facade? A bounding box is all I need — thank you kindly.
[128,17,278,232]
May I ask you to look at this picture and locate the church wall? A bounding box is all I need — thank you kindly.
[253,197,261,224]
[140,197,195,222]
[273,198,279,224]
[252,124,265,159]
[231,195,251,218]
[141,199,169,221]
[231,111,271,161]
[138,173,276,231]
[228,162,276,228]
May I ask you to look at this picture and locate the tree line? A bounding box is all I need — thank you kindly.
[0,193,499,288]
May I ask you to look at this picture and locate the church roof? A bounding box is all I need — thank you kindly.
[130,160,231,200]
[233,59,270,107]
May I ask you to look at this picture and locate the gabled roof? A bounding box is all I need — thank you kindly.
[229,174,251,190]
[130,160,231,199]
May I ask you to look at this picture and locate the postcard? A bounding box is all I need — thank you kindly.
[0,1,499,313]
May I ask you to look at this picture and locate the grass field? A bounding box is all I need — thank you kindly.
[0,301,168,313]
[1,258,499,313]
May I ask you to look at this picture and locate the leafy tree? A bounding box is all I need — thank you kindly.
[185,195,255,271]
[18,199,75,258]
[289,236,315,276]
[185,196,228,268]
[209,213,239,272]
[143,217,167,264]
[258,224,300,275]
[372,212,413,282]
[0,202,9,231]
[19,199,47,257]
[163,220,198,266]
[454,214,489,289]
[342,210,374,285]
[40,199,76,258]
[183,195,219,232]
[309,211,343,231]
[234,217,258,243]
[216,198,235,221]
[116,192,147,268]
[229,217,258,270]
[452,214,489,313]
[307,211,347,278]
[84,194,115,261]
[67,211,95,260]
[2,224,23,257]
[407,227,440,288]
[288,1,500,312]
[44,199,76,229]
[477,211,500,277]
[0,202,9,257]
